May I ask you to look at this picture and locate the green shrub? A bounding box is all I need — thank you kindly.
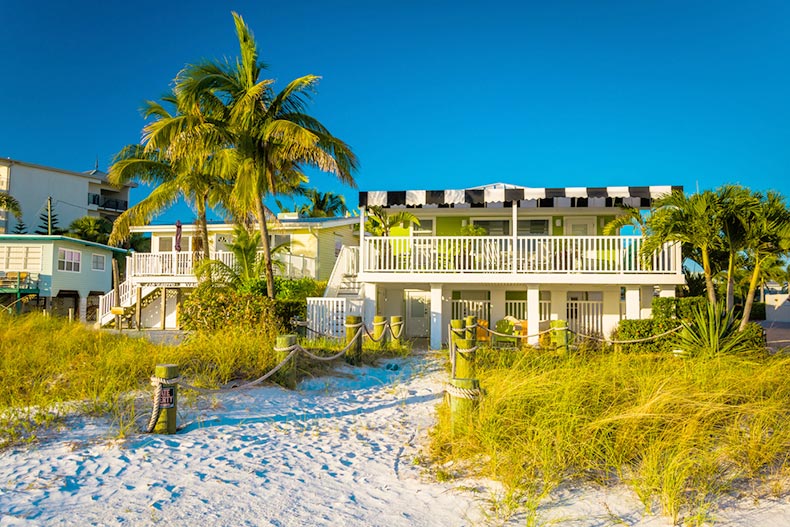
[672,302,764,358]
[180,284,281,332]
[611,318,677,353]
[274,277,326,301]
[652,296,706,322]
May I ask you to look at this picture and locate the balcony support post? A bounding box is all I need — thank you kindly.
[527,285,541,346]
[430,284,443,350]
[359,206,366,273]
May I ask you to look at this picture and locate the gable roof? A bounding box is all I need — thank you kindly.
[359,183,683,209]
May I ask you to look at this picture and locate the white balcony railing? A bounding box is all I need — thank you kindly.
[127,251,318,280]
[362,236,680,274]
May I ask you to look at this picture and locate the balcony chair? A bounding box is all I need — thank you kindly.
[493,318,518,347]
[476,319,490,342]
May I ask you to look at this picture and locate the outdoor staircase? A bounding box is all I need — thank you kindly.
[324,246,361,298]
[97,282,159,327]
[337,273,361,297]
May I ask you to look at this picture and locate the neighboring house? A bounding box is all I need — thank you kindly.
[310,182,686,349]
[0,235,126,321]
[0,158,133,234]
[94,214,358,328]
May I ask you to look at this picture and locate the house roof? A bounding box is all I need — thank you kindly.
[360,183,684,209]
[0,235,129,253]
[130,216,359,234]
[0,158,135,188]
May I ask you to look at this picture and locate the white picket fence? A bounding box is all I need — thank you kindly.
[306,297,363,338]
[567,300,604,337]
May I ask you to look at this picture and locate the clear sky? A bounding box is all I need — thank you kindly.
[2,0,789,224]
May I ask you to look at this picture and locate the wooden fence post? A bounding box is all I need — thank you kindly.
[551,319,569,354]
[389,315,403,346]
[449,337,479,437]
[345,315,363,365]
[464,315,477,341]
[275,334,298,388]
[373,315,387,349]
[153,364,179,434]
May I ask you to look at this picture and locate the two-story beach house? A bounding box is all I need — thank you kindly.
[0,158,133,234]
[0,235,126,321]
[310,182,685,349]
[95,214,358,328]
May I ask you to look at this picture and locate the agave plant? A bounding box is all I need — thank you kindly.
[672,302,757,358]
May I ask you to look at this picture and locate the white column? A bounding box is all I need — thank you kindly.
[658,286,675,298]
[359,206,366,273]
[430,284,444,350]
[511,201,518,273]
[490,289,506,324]
[78,296,88,323]
[362,282,377,327]
[527,285,540,345]
[625,286,641,320]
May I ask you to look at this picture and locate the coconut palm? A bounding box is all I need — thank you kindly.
[643,190,723,304]
[738,191,790,330]
[175,12,358,298]
[108,94,233,257]
[300,189,348,218]
[0,192,22,220]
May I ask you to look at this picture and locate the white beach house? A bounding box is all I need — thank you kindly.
[311,182,686,349]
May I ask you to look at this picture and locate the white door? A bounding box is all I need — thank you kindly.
[565,217,596,236]
[405,290,430,338]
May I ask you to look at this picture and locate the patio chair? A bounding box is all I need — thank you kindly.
[493,319,518,347]
[476,319,490,342]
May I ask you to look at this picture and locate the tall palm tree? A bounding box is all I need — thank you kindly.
[175,12,358,298]
[300,188,348,218]
[108,94,232,257]
[643,190,723,304]
[717,185,760,311]
[0,192,22,220]
[738,191,790,330]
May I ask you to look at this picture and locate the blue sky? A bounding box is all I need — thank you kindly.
[2,0,789,224]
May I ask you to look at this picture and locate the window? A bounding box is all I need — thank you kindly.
[272,234,290,250]
[158,236,173,252]
[517,219,550,236]
[471,219,509,235]
[58,248,81,272]
[413,218,434,236]
[91,254,106,271]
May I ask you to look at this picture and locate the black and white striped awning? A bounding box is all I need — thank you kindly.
[359,185,683,209]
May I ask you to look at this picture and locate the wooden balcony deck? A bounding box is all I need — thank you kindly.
[359,235,683,285]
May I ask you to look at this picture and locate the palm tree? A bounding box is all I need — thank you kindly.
[365,206,420,236]
[175,12,358,298]
[717,185,760,311]
[602,204,645,235]
[108,94,233,257]
[299,188,348,218]
[0,192,22,221]
[643,190,723,304]
[67,216,112,244]
[738,191,790,330]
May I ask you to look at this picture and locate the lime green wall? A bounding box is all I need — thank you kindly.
[390,225,410,237]
[552,216,563,236]
[436,216,467,235]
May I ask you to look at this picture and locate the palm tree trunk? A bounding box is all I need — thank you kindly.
[255,199,276,299]
[739,261,761,331]
[197,196,211,260]
[726,251,736,311]
[701,249,717,304]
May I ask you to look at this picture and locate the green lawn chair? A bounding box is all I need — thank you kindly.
[493,318,518,347]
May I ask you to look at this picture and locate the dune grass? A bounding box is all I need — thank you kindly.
[0,311,405,448]
[431,345,790,524]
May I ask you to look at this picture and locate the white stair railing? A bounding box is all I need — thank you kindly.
[324,246,360,297]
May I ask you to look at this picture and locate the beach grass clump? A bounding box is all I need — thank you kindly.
[431,346,790,524]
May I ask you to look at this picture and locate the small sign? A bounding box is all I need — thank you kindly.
[159,387,175,408]
[110,307,124,315]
